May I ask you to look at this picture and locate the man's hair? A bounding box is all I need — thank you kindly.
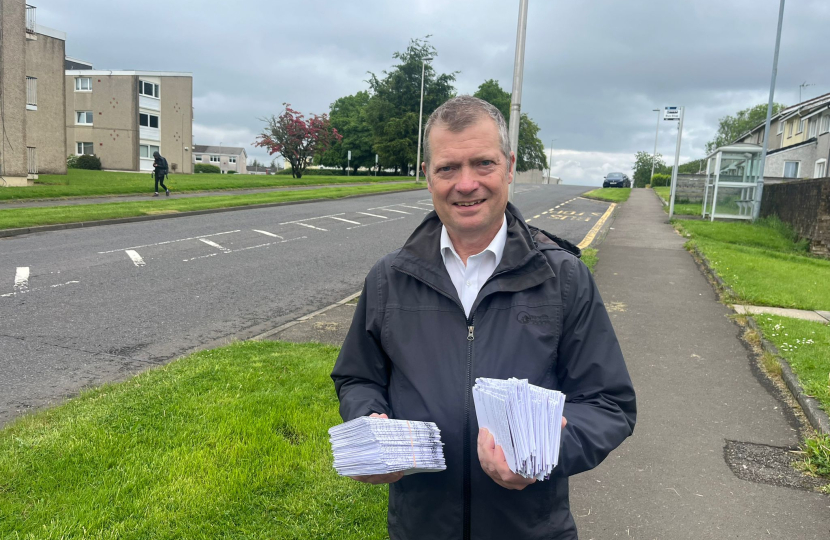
[422,95,510,172]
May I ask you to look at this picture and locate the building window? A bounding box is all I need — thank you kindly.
[816,159,827,178]
[194,154,201,162]
[777,121,784,134]
[76,142,93,155]
[139,144,160,158]
[210,155,220,163]
[821,114,830,134]
[787,121,794,138]
[783,161,800,178]
[26,77,37,110]
[75,77,92,91]
[809,118,818,138]
[138,80,159,99]
[76,111,93,125]
[229,156,237,164]
[139,113,159,128]
[797,118,805,134]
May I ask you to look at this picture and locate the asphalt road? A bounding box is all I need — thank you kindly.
[0,183,605,425]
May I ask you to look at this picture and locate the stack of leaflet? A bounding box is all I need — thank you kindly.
[472,377,566,480]
[329,416,446,477]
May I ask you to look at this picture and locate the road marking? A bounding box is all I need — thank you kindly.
[200,238,230,252]
[14,267,29,291]
[329,216,361,225]
[357,212,388,219]
[125,250,145,267]
[533,215,541,219]
[293,222,328,231]
[2,279,79,298]
[253,229,283,239]
[397,204,430,211]
[346,217,405,230]
[98,230,241,254]
[577,203,616,250]
[370,207,410,214]
[183,236,306,262]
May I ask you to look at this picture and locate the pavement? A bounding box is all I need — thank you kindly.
[264,189,830,538]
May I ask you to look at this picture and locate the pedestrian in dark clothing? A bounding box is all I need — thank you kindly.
[152,151,170,196]
[331,96,636,540]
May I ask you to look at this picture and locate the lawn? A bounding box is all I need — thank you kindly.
[0,341,389,539]
[0,182,425,230]
[0,169,409,201]
[653,186,702,216]
[676,218,830,311]
[581,187,631,203]
[581,248,598,273]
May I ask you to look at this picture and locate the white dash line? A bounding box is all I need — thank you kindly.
[98,230,241,254]
[125,250,145,267]
[293,222,328,231]
[397,204,430,211]
[374,208,410,214]
[346,217,405,230]
[357,212,388,219]
[329,216,361,225]
[253,229,283,239]
[200,238,230,252]
[14,267,29,291]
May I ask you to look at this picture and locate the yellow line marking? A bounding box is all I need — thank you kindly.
[577,203,616,250]
[533,215,540,219]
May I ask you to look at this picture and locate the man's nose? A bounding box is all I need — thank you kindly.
[454,166,479,193]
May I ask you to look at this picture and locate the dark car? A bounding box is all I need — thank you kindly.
[603,172,631,188]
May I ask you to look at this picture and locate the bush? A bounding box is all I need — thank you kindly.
[195,163,221,174]
[75,154,102,170]
[227,170,236,175]
[66,154,79,169]
[651,173,671,187]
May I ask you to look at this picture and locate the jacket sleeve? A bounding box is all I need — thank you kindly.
[331,267,392,421]
[555,255,636,477]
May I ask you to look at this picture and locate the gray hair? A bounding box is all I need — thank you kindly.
[422,95,511,172]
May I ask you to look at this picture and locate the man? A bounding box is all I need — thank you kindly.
[331,96,636,539]
[152,151,170,196]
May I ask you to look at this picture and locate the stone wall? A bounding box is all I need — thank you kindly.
[514,169,560,184]
[760,177,830,257]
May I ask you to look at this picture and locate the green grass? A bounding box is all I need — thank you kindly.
[676,219,830,311]
[0,182,425,230]
[581,248,598,273]
[0,341,389,539]
[0,169,409,201]
[581,187,631,203]
[654,186,702,216]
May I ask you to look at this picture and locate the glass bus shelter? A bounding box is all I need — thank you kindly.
[702,143,762,221]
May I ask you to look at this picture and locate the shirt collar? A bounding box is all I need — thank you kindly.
[440,214,508,267]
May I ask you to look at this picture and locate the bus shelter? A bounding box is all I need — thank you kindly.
[702,143,762,221]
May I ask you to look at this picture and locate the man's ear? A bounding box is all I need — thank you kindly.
[507,152,516,185]
[422,162,433,192]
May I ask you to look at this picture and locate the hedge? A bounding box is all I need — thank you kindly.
[195,163,221,174]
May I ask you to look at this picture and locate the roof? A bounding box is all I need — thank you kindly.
[246,166,272,172]
[64,70,192,77]
[193,145,246,156]
[734,91,830,143]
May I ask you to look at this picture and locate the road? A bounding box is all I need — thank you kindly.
[0,184,606,425]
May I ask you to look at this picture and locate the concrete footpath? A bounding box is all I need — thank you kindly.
[264,190,830,538]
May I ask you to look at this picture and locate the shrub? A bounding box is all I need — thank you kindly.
[195,163,221,174]
[75,154,102,170]
[651,173,671,187]
[66,154,79,169]
[227,170,236,175]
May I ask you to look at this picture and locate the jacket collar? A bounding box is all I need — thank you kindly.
[391,202,556,304]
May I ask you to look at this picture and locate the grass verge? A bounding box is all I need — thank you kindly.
[581,188,630,203]
[653,186,702,216]
[0,341,389,539]
[0,182,425,230]
[0,169,410,201]
[581,248,598,273]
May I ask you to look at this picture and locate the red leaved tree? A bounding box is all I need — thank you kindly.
[254,104,342,179]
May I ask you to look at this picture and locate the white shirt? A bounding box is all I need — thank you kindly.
[440,215,508,318]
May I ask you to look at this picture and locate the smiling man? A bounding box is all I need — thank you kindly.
[332,96,636,540]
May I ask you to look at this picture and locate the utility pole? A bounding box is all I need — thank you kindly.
[650,109,660,187]
[507,0,529,203]
[547,138,557,185]
[415,57,433,184]
[753,0,785,221]
[668,107,685,219]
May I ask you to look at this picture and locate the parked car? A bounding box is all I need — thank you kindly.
[603,172,631,188]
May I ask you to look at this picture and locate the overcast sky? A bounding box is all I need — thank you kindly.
[42,0,829,185]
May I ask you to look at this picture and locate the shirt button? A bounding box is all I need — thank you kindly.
[466,281,472,287]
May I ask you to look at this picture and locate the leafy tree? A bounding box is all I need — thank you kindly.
[632,151,666,188]
[472,79,548,172]
[705,102,787,154]
[365,37,457,174]
[254,104,342,179]
[678,158,706,174]
[251,158,262,167]
[318,91,375,174]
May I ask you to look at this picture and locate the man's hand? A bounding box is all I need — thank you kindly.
[348,413,404,485]
[477,417,567,490]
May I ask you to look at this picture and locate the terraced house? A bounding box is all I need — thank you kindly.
[0,1,67,186]
[65,64,193,174]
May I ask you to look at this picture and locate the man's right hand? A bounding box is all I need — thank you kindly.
[348,413,404,485]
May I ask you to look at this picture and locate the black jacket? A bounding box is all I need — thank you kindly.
[331,203,636,540]
[152,152,168,176]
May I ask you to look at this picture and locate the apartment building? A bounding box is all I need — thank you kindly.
[0,1,67,186]
[193,145,247,174]
[65,68,193,174]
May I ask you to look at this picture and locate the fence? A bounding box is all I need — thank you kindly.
[760,177,830,257]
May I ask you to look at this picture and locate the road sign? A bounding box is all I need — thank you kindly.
[664,107,680,121]
[347,150,352,160]
[375,154,379,163]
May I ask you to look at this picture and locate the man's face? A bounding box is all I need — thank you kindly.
[424,118,514,243]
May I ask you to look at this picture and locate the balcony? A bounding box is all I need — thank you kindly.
[26,77,37,110]
[26,5,36,34]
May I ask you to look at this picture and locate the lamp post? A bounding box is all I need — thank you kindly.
[507,0,530,203]
[650,109,660,187]
[415,56,434,184]
[547,138,557,184]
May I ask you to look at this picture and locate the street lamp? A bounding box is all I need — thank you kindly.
[650,109,660,187]
[415,56,434,184]
[547,138,557,184]
[507,0,529,203]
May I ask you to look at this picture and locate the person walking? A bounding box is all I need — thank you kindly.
[152,151,170,196]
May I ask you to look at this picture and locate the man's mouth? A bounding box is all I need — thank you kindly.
[453,199,485,207]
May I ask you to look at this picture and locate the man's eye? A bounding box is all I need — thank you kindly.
[438,166,453,173]
[480,160,494,166]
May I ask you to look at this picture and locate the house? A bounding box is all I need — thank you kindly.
[734,92,830,180]
[192,145,247,174]
[0,1,67,186]
[65,65,193,174]
[246,165,273,175]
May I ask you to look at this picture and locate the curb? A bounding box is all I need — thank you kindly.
[0,186,427,239]
[248,290,362,342]
[579,203,619,250]
[688,244,830,436]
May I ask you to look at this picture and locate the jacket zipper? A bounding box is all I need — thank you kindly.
[463,315,474,540]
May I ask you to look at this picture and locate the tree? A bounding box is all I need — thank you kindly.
[632,151,667,188]
[251,158,262,167]
[318,91,375,174]
[472,79,547,172]
[254,104,341,179]
[705,102,787,154]
[365,37,457,173]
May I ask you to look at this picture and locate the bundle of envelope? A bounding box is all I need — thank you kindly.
[329,416,447,477]
[472,377,566,480]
